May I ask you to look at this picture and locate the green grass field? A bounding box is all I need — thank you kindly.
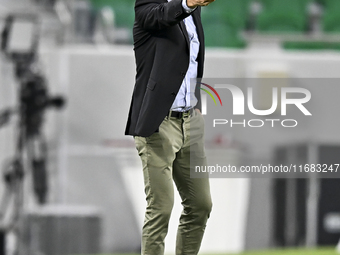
[93,247,339,255]
[225,247,338,255]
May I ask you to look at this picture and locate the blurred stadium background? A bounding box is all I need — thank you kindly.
[1,0,340,255]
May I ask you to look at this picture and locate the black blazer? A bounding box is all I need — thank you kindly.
[125,0,205,137]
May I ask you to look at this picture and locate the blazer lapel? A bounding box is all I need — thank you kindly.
[191,8,203,49]
[179,20,190,50]
[179,7,203,53]
[191,7,204,77]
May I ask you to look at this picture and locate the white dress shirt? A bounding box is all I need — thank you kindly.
[167,0,200,112]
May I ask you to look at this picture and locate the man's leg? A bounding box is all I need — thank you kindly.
[134,117,184,255]
[173,110,212,255]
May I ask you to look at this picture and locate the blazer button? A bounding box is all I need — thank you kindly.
[181,72,186,77]
[171,92,176,97]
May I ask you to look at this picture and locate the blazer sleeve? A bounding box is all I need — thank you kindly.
[135,0,191,30]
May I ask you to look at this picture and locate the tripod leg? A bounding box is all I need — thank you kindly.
[0,230,5,255]
[27,136,48,205]
[0,188,12,222]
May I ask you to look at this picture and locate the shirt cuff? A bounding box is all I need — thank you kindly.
[182,0,196,13]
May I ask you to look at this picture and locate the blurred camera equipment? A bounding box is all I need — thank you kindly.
[0,13,65,255]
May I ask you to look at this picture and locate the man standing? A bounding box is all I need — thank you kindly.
[125,0,215,254]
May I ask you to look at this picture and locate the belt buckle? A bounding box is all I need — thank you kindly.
[168,109,192,119]
[183,109,191,118]
[168,110,181,119]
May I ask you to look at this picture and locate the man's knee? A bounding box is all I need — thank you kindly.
[198,199,212,218]
[187,198,212,220]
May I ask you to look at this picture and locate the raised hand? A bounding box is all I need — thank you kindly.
[186,0,216,8]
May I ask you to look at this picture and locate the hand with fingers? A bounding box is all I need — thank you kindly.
[186,0,216,8]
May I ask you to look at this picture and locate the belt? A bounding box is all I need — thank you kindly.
[168,108,194,119]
